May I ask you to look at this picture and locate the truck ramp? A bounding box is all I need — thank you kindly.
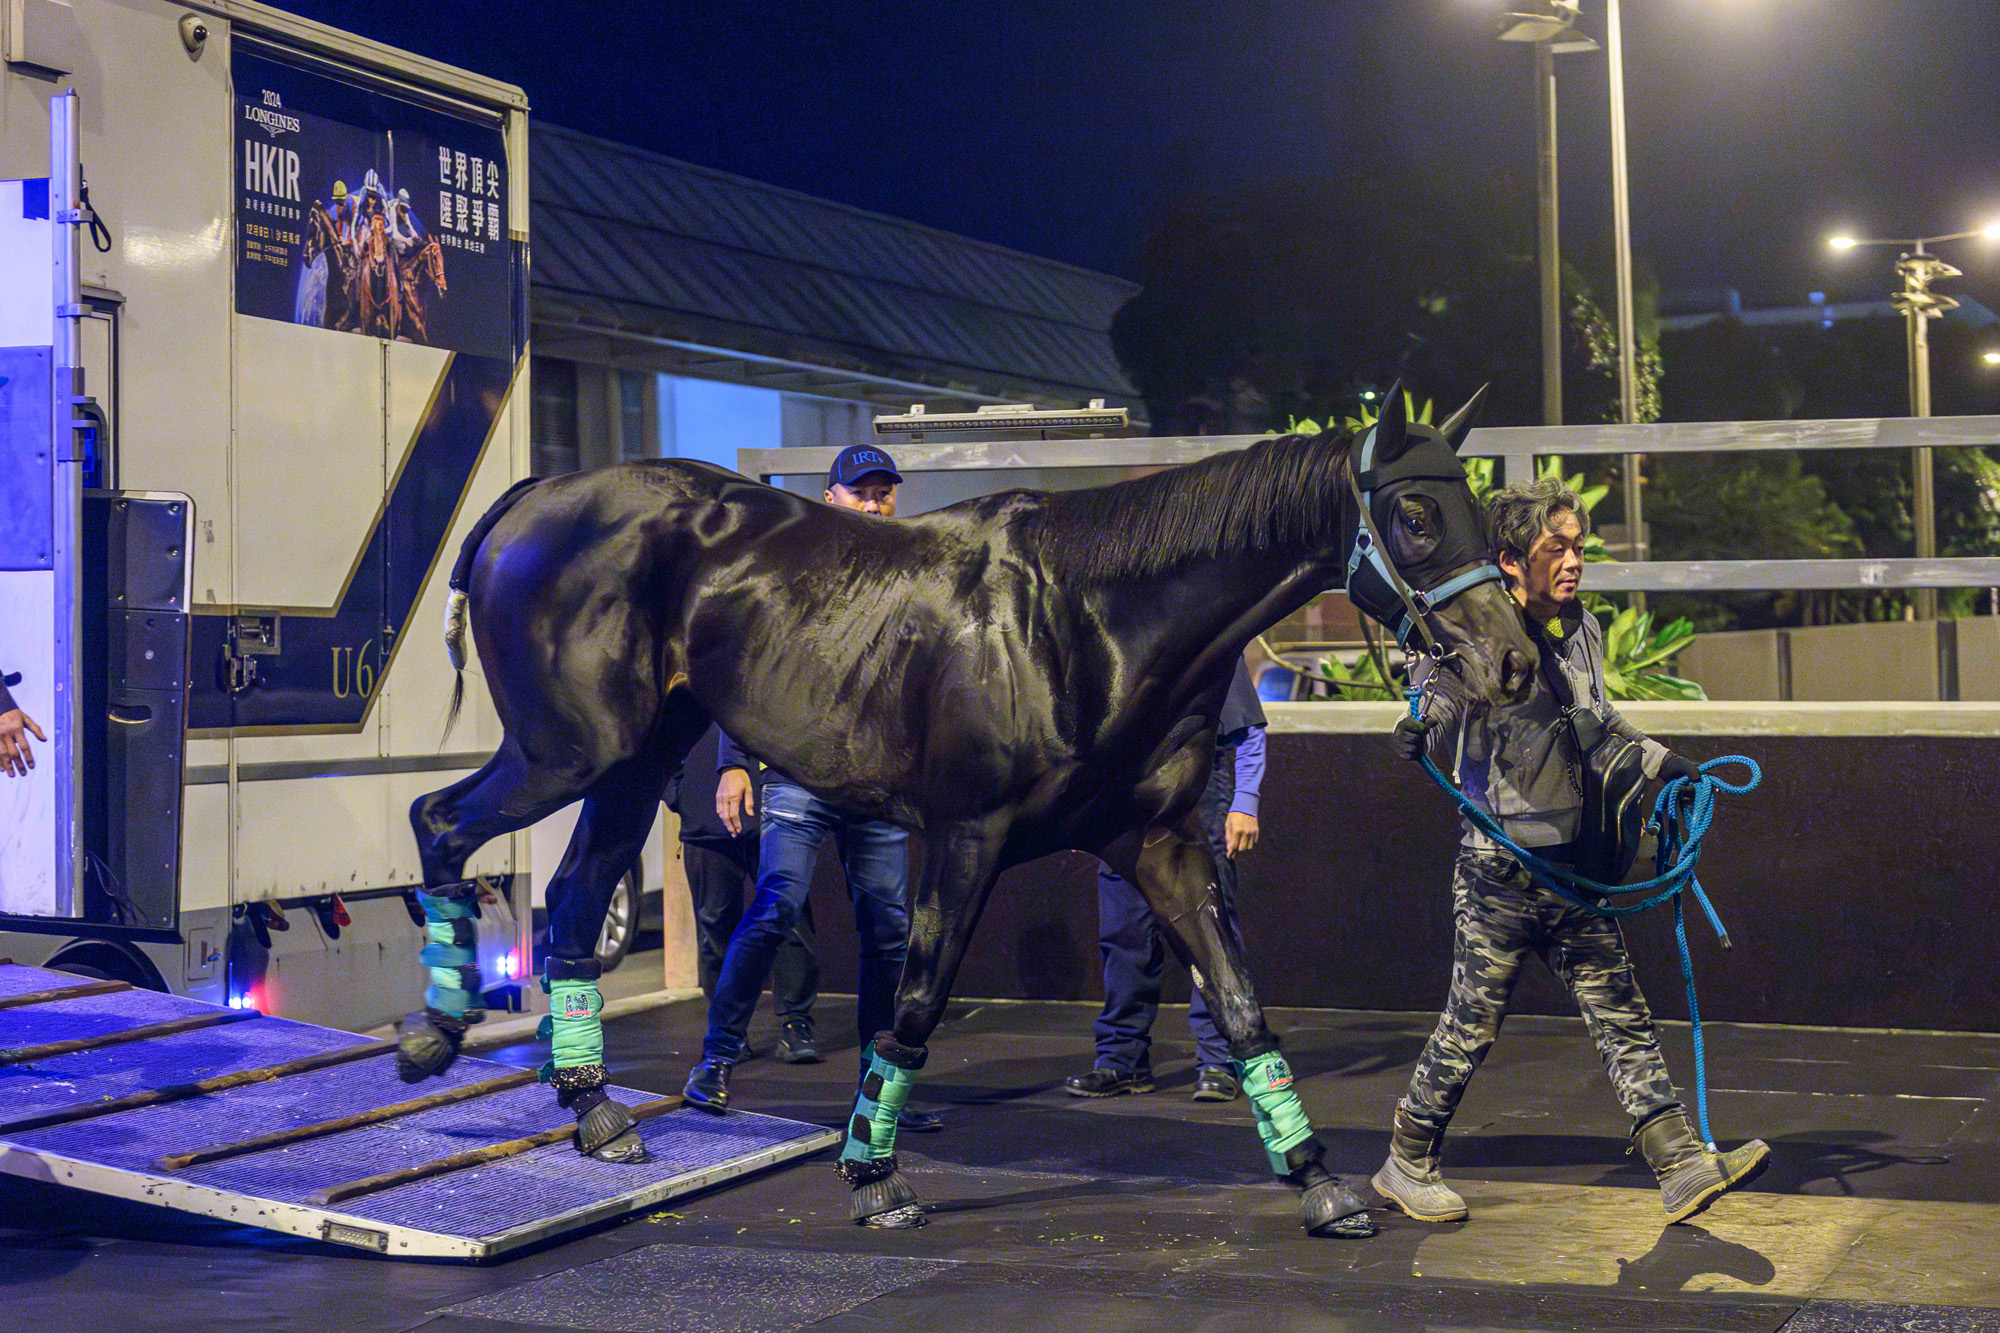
[0,963,837,1259]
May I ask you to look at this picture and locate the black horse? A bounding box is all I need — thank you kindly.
[400,388,1538,1237]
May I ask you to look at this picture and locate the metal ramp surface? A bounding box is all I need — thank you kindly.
[0,964,837,1259]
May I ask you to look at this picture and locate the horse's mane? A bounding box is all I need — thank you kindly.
[1034,429,1356,582]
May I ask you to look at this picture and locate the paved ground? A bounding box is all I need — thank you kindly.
[3,992,1995,1332]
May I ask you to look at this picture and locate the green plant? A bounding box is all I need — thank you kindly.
[1600,605,1706,701]
[1318,647,1398,700]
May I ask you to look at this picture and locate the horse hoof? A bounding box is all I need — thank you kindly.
[394,1008,467,1084]
[575,1092,650,1164]
[587,1128,649,1164]
[839,1157,922,1226]
[1302,1178,1377,1239]
[858,1203,927,1230]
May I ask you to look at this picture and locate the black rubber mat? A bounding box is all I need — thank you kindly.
[437,1242,957,1331]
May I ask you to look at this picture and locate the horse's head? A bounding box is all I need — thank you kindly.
[1342,385,1537,707]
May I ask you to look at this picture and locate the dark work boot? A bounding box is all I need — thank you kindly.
[1632,1106,1771,1225]
[776,1018,822,1065]
[1370,1106,1468,1223]
[1063,1065,1155,1098]
[683,1058,733,1114]
[1191,1066,1241,1103]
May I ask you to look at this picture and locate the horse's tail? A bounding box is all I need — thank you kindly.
[441,475,541,741]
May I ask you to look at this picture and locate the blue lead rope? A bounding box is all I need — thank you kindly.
[1405,688,1761,1148]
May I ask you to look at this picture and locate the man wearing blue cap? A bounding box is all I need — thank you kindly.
[684,444,941,1133]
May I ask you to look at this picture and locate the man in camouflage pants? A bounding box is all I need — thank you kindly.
[1375,476,1768,1227]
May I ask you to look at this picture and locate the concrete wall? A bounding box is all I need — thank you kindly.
[1674,630,1786,701]
[804,703,2000,1034]
[1958,617,2000,700]
[1678,617,2000,702]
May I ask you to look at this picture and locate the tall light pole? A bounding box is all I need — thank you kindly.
[1500,4,1643,572]
[1828,223,2000,619]
[1497,4,1597,428]
[1603,0,1648,594]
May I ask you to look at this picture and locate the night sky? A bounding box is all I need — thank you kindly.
[274,0,2000,309]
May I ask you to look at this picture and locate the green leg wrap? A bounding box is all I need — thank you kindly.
[534,972,607,1090]
[839,1049,918,1163]
[418,890,482,1019]
[1235,1050,1315,1175]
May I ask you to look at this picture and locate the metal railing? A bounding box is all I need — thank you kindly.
[742,415,2000,594]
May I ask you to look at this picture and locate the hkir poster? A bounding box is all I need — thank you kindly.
[232,46,515,360]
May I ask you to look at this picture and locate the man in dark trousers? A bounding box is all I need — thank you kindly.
[1376,476,1767,1227]
[1065,658,1268,1103]
[682,443,940,1133]
[0,670,43,779]
[664,724,820,1062]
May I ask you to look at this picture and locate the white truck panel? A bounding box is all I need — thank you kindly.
[2,2,533,1027]
[180,781,229,913]
[232,771,389,900]
[81,0,237,606]
[230,318,387,611]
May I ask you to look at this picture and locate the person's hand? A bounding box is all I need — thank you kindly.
[1391,714,1435,763]
[1224,812,1259,858]
[0,708,46,779]
[1658,752,1701,785]
[716,767,755,836]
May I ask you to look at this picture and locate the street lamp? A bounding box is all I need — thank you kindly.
[1826,223,2000,618]
[1497,2,1643,580]
[1497,3,1598,428]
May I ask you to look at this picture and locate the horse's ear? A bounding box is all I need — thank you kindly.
[1373,379,1411,464]
[1438,384,1488,453]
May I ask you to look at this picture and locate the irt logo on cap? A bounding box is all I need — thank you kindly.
[828,444,903,490]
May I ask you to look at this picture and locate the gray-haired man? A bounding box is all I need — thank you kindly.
[1374,476,1768,1227]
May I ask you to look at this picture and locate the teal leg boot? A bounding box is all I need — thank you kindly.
[539,957,648,1164]
[835,1035,927,1228]
[396,882,486,1083]
[1236,1046,1376,1238]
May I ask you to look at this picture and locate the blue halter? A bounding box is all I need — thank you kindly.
[1343,425,1506,655]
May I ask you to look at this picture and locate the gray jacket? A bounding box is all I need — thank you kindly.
[1412,604,1670,851]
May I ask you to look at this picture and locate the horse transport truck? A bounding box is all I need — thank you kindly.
[0,0,550,1030]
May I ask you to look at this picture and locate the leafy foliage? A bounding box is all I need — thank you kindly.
[1601,607,1706,701]
[1318,646,1397,701]
[1655,310,2000,626]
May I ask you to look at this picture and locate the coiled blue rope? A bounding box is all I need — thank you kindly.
[1405,688,1761,1147]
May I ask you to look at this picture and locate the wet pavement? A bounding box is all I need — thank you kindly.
[4,994,1995,1332]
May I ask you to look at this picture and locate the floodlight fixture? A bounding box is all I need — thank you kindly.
[1828,235,1859,251]
[1983,349,2000,366]
[1496,2,1599,52]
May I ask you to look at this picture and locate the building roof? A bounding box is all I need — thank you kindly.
[529,123,1141,412]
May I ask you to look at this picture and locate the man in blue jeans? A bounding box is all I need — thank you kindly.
[665,724,820,1062]
[682,443,940,1133]
[1065,660,1266,1103]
